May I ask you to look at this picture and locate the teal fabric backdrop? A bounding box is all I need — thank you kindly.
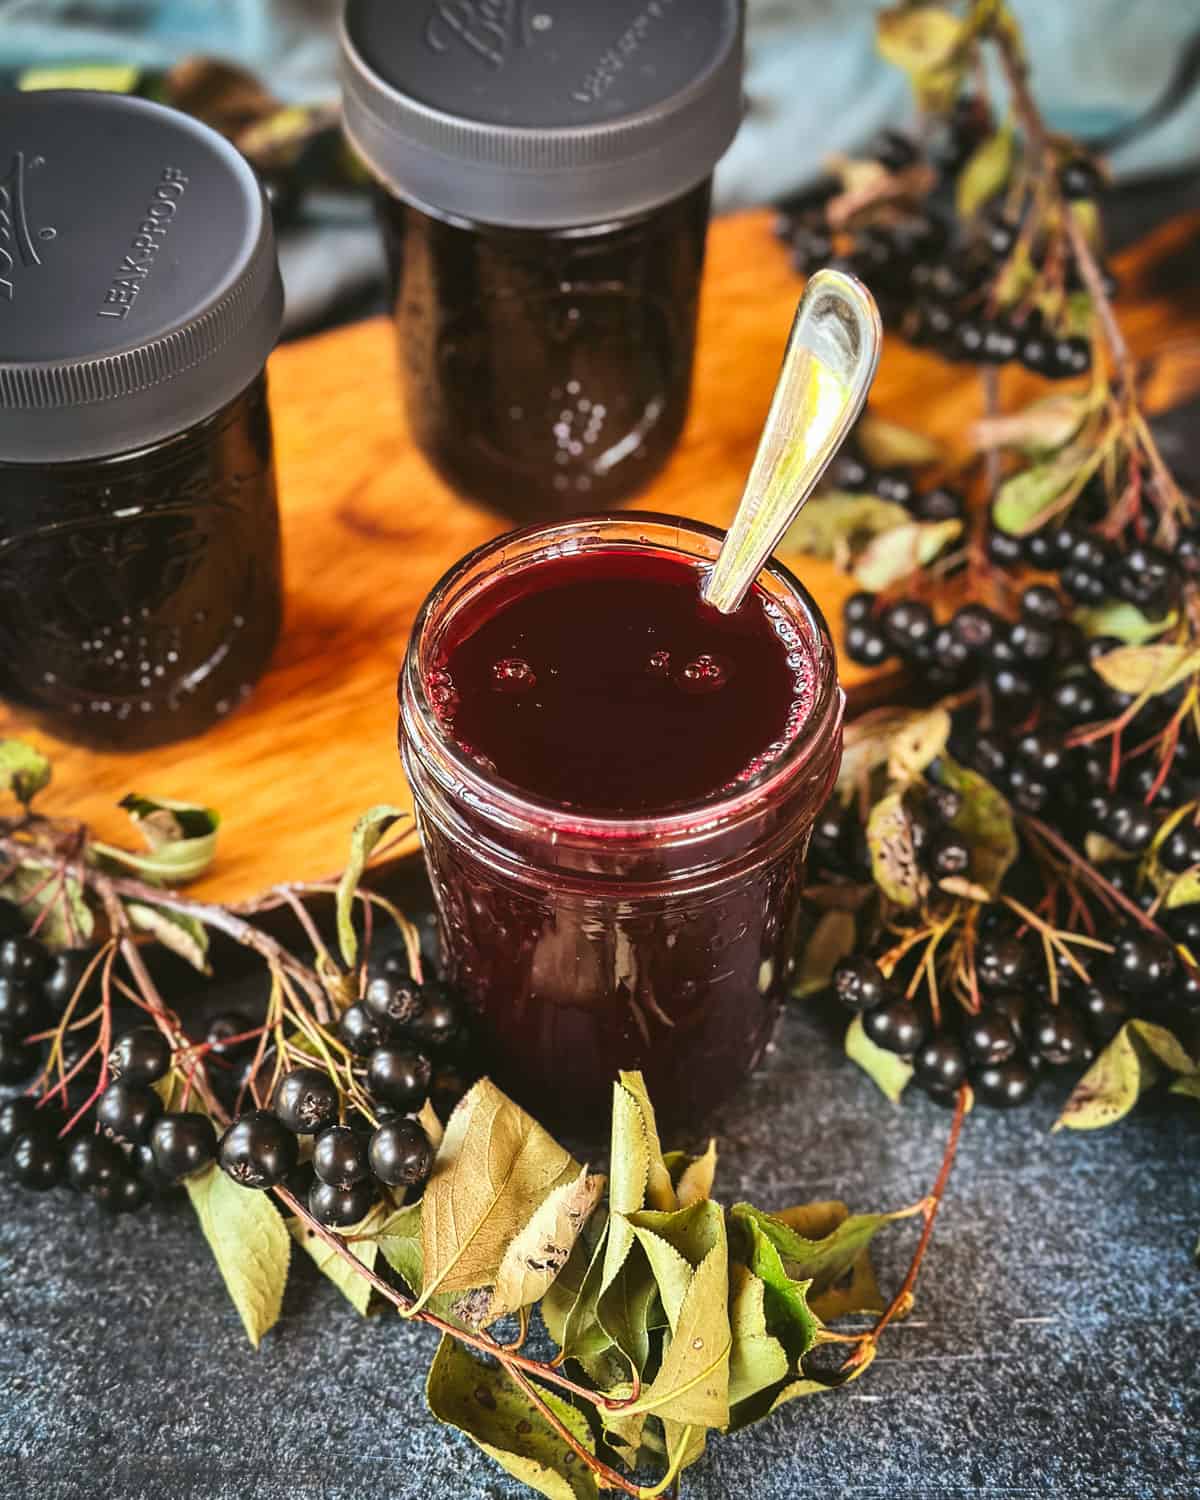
[1,0,1198,203]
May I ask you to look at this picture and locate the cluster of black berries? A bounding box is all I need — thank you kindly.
[985,495,1199,618]
[215,957,471,1227]
[0,1021,215,1212]
[825,441,967,525]
[844,564,1200,844]
[0,911,94,1086]
[833,914,1197,1110]
[774,110,1109,380]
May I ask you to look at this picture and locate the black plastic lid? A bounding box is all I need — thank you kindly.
[340,0,744,228]
[0,90,283,465]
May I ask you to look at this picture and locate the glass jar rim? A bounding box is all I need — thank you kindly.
[400,511,842,845]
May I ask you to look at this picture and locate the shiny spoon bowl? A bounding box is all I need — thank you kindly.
[703,268,883,615]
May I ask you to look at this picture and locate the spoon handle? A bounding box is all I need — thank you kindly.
[702,269,882,614]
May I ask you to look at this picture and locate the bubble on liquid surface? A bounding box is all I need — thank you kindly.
[426,667,459,721]
[646,649,672,677]
[491,657,537,693]
[676,653,730,694]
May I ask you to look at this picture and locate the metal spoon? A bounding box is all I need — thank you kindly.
[702,268,883,614]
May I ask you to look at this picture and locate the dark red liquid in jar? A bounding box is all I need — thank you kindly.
[401,521,842,1131]
[434,550,813,813]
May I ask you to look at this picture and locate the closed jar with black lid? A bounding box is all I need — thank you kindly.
[340,0,744,521]
[0,89,284,750]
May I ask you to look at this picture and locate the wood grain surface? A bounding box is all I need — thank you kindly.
[3,209,1197,902]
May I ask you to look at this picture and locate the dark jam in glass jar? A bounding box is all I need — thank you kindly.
[400,515,844,1130]
[0,90,284,750]
[340,0,744,522]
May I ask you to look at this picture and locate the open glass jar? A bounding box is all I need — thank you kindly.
[399,514,844,1128]
[0,90,284,750]
[340,0,744,522]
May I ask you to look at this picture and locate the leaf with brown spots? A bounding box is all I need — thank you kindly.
[426,1335,599,1499]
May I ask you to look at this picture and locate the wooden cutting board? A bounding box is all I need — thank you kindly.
[3,209,1197,902]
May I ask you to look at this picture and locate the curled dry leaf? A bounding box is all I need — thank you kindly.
[780,493,910,562]
[126,903,210,973]
[887,707,952,783]
[1089,644,1200,699]
[93,794,220,884]
[335,803,409,966]
[488,1166,606,1325]
[866,792,927,908]
[853,518,962,591]
[855,412,944,470]
[972,389,1099,456]
[1054,1021,1195,1131]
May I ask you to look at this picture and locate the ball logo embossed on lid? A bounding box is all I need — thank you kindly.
[0,90,283,466]
[340,0,745,227]
[0,151,54,304]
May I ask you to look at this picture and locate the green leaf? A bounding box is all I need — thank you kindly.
[866,792,926,908]
[335,804,408,966]
[732,1211,820,1365]
[1089,644,1200,699]
[596,1244,661,1380]
[376,1201,485,1328]
[426,1336,599,1500]
[992,446,1103,536]
[415,1079,583,1311]
[781,493,911,562]
[1054,1020,1196,1131]
[855,414,943,470]
[617,1232,731,1429]
[853,518,962,591]
[125,903,210,973]
[93,795,220,884]
[743,1200,911,1302]
[845,1014,913,1103]
[1073,602,1175,646]
[0,740,51,805]
[793,909,857,999]
[288,1217,377,1316]
[185,1163,290,1347]
[934,757,1018,897]
[727,1263,789,1409]
[887,707,952,783]
[956,124,1013,218]
[0,864,94,952]
[542,1222,602,1348]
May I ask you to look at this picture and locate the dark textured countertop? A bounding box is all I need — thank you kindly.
[2,984,1197,1500]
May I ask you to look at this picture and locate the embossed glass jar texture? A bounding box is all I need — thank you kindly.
[0,375,282,751]
[376,183,711,520]
[340,0,744,521]
[0,90,285,750]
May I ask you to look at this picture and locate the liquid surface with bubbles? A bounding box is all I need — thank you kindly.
[432,549,813,813]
